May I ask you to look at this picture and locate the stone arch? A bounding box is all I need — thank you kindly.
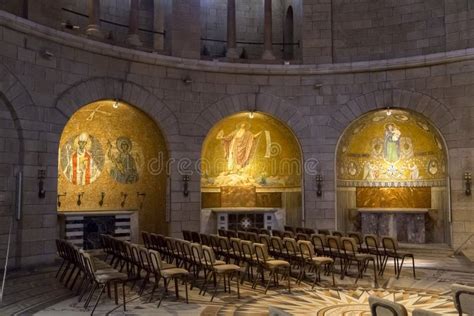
[195,93,310,143]
[328,88,456,139]
[55,77,179,151]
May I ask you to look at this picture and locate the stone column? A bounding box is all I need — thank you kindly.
[226,0,238,58]
[262,0,275,60]
[127,0,143,46]
[86,0,103,38]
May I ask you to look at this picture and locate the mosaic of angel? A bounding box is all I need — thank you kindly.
[107,136,140,184]
[61,132,103,185]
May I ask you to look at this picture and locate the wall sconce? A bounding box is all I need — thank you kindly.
[77,192,84,206]
[182,76,193,85]
[465,172,472,196]
[57,192,66,208]
[38,169,46,199]
[121,192,128,207]
[183,175,190,197]
[137,192,146,209]
[316,174,323,197]
[99,192,105,207]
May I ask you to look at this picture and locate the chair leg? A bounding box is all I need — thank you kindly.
[122,281,127,311]
[236,271,240,299]
[264,271,273,294]
[90,284,106,315]
[397,257,406,279]
[55,259,65,278]
[157,278,168,308]
[210,273,222,302]
[411,256,416,279]
[184,277,189,304]
[84,283,98,308]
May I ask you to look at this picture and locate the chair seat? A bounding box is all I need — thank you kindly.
[162,262,176,269]
[311,256,333,264]
[355,253,376,260]
[161,268,189,278]
[386,251,413,258]
[213,264,241,273]
[265,260,290,268]
[95,272,128,283]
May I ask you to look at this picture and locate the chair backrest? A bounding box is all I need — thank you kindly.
[326,236,341,256]
[253,243,270,264]
[218,229,226,236]
[240,240,253,257]
[368,296,408,316]
[218,236,230,251]
[270,236,284,254]
[247,232,258,243]
[230,237,242,254]
[297,240,315,259]
[138,246,151,271]
[304,228,316,235]
[341,237,358,255]
[452,283,474,315]
[191,231,201,243]
[311,234,327,255]
[282,231,294,238]
[296,233,309,241]
[348,231,363,246]
[227,230,238,238]
[190,242,203,264]
[295,227,305,234]
[284,225,295,233]
[365,234,380,249]
[237,231,248,240]
[200,233,210,246]
[182,230,192,241]
[202,245,217,267]
[149,249,164,272]
[247,227,260,234]
[318,229,330,235]
[382,236,399,252]
[259,228,270,235]
[283,237,300,257]
[80,250,97,279]
[141,231,151,248]
[331,230,344,238]
[272,230,283,238]
[259,234,272,250]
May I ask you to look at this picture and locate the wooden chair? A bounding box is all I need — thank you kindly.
[341,237,378,286]
[452,283,474,316]
[381,236,416,279]
[253,243,291,294]
[298,240,335,287]
[148,249,189,307]
[202,246,241,301]
[368,296,408,316]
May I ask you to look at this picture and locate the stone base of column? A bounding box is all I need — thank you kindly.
[86,25,104,39]
[262,49,275,60]
[127,33,142,47]
[226,47,239,59]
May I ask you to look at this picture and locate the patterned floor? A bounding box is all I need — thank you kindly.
[1,250,472,315]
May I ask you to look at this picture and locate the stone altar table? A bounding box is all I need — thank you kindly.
[357,208,431,243]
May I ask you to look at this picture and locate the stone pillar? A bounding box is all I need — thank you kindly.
[86,0,103,38]
[127,0,143,46]
[153,0,165,51]
[262,0,275,60]
[226,0,238,58]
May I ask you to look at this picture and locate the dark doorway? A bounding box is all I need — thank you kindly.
[284,6,294,60]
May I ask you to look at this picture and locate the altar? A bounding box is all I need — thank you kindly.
[356,208,433,244]
[200,207,285,234]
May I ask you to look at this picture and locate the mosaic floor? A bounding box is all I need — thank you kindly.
[1,249,473,316]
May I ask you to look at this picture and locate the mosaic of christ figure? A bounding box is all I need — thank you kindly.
[216,122,263,173]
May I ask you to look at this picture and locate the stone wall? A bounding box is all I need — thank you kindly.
[0,10,473,267]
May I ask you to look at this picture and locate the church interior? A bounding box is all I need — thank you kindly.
[0,0,473,315]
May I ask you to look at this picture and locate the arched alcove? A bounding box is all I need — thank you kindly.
[57,100,169,246]
[201,112,302,232]
[284,6,294,60]
[335,108,450,244]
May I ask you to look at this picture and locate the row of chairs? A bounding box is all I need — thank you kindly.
[56,239,127,315]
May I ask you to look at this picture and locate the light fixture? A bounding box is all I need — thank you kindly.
[313,83,323,89]
[77,192,84,206]
[182,76,193,85]
[249,111,255,119]
[39,49,54,59]
[316,174,323,197]
[465,172,472,196]
[57,192,66,208]
[99,192,105,207]
[121,192,128,207]
[113,99,120,109]
[386,107,392,116]
[183,175,190,197]
[38,169,46,199]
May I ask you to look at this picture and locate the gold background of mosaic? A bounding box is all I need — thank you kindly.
[337,109,446,185]
[356,187,431,208]
[201,112,302,190]
[57,100,169,234]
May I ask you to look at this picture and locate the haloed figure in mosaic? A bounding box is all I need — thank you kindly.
[384,123,401,163]
[107,136,139,183]
[62,132,102,185]
[216,122,264,173]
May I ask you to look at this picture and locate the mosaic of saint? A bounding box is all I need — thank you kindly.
[60,133,104,185]
[337,109,447,187]
[107,136,142,184]
[201,112,301,189]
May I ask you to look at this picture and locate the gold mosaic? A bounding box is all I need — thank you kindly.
[57,100,169,234]
[337,109,447,187]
